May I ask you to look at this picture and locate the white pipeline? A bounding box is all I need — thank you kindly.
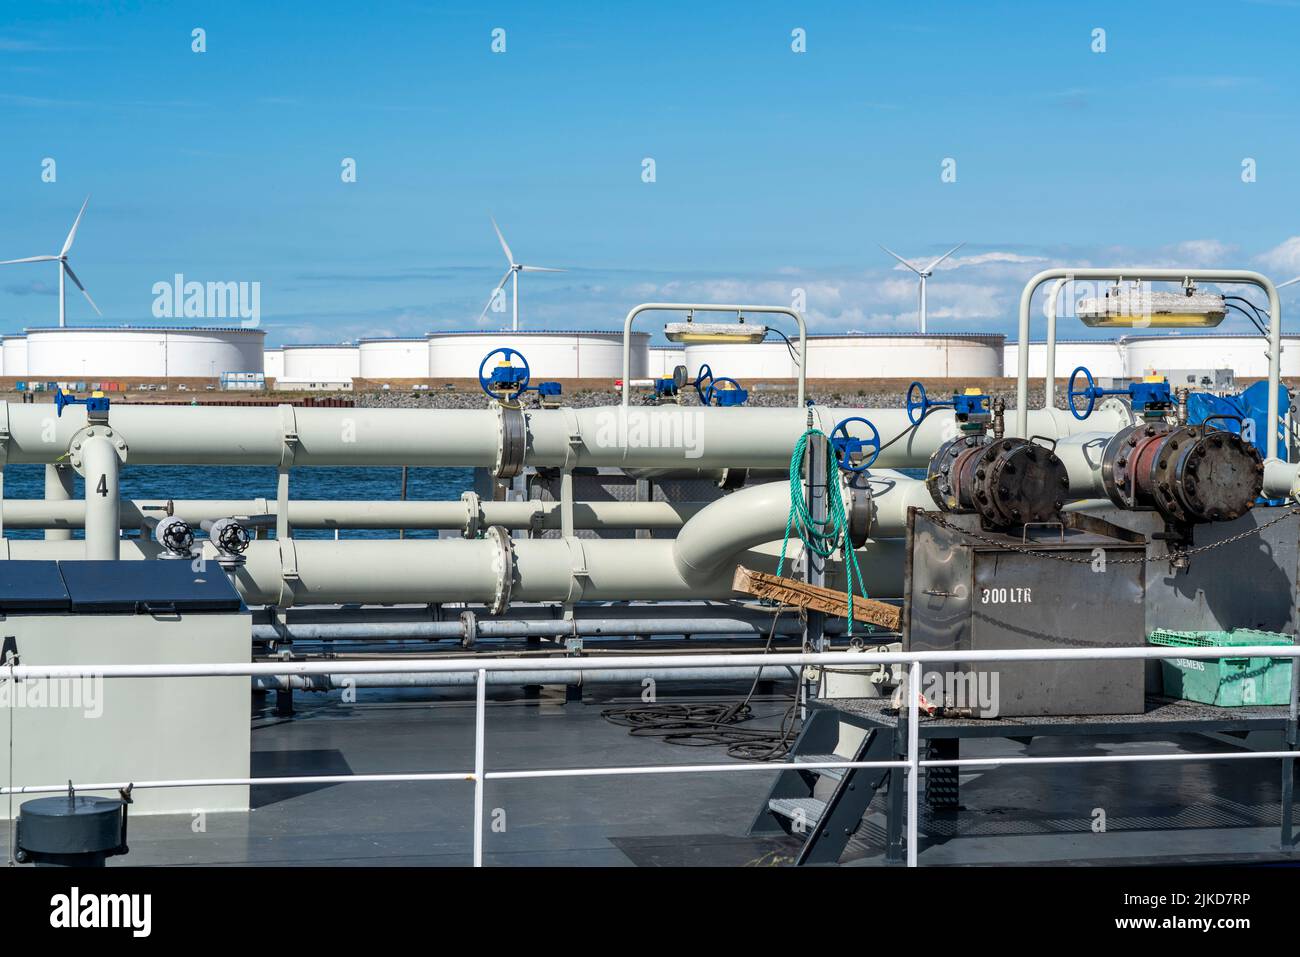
[0,497,702,532]
[2,475,926,605]
[0,401,1129,471]
[81,434,121,561]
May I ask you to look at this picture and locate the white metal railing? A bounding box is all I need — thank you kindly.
[4,645,1298,867]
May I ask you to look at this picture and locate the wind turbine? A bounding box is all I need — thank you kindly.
[478,216,565,331]
[879,241,965,334]
[0,196,101,328]
[1280,276,1300,289]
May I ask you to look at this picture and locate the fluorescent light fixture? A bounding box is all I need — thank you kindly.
[1077,288,1226,328]
[664,321,768,344]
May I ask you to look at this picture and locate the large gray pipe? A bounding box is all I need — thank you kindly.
[1,476,920,604]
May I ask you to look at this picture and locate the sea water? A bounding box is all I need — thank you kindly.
[1,464,474,541]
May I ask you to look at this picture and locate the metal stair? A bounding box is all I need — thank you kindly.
[750,707,899,864]
[768,796,828,829]
[793,754,850,782]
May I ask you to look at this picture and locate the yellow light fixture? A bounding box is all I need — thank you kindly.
[664,321,768,344]
[1077,287,1226,328]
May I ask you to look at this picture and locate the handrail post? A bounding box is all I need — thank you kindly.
[907,659,920,867]
[473,667,486,867]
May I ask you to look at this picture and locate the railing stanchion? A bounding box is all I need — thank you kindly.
[907,659,920,867]
[473,668,486,867]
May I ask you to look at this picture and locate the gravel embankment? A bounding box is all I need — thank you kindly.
[355,386,1055,411]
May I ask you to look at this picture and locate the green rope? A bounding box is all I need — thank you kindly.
[776,427,869,636]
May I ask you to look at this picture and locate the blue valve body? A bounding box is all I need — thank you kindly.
[478,349,562,402]
[693,364,748,406]
[907,381,989,427]
[1068,366,1172,420]
[491,365,528,388]
[54,389,109,418]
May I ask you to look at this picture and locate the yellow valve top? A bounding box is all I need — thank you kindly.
[1142,375,1166,383]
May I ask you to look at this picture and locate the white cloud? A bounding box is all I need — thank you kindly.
[1257,237,1300,276]
[1169,240,1236,265]
[937,251,1049,270]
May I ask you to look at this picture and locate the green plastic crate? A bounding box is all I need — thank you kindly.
[1149,629,1295,707]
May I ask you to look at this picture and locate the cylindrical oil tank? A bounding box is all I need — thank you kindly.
[23,326,265,379]
[1122,334,1300,380]
[684,333,1004,379]
[1003,340,1125,379]
[648,347,687,378]
[359,338,430,380]
[279,344,361,384]
[263,347,284,380]
[427,331,650,380]
[3,335,28,377]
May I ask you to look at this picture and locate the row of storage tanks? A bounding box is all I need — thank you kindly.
[270,332,653,384]
[2,327,1298,383]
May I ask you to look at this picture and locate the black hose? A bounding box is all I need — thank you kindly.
[600,609,803,761]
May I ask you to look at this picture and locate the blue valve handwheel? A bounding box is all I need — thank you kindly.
[905,381,928,425]
[693,364,714,405]
[1067,365,1096,421]
[479,347,530,399]
[831,416,881,472]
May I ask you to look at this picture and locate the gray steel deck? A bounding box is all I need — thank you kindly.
[4,681,1296,866]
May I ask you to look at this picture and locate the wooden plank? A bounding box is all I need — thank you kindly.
[731,565,901,630]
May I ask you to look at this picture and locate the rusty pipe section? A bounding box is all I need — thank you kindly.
[1098,422,1264,525]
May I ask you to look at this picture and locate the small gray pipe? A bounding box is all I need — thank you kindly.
[250,601,799,626]
[253,665,801,691]
[252,616,851,642]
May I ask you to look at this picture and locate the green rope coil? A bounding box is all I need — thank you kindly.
[776,427,869,636]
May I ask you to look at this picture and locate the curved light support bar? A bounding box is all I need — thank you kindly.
[1017,268,1283,460]
[621,303,807,407]
[1044,278,1068,411]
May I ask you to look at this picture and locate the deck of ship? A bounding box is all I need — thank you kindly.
[6,681,1296,867]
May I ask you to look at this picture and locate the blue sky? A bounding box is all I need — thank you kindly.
[2,0,1300,345]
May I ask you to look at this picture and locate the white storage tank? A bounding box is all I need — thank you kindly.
[359,338,430,380]
[24,326,264,379]
[648,346,687,378]
[1122,334,1300,380]
[279,344,361,384]
[684,333,1004,379]
[263,347,284,381]
[3,335,27,377]
[427,331,650,380]
[1003,340,1125,379]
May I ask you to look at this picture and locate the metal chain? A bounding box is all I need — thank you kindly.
[923,508,1300,565]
